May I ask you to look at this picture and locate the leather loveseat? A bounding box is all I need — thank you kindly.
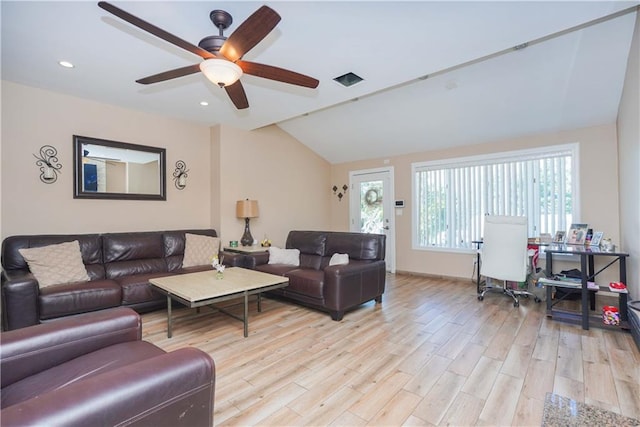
[1,229,242,331]
[0,307,215,426]
[245,230,386,321]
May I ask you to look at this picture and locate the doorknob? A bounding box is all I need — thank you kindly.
[383,226,390,230]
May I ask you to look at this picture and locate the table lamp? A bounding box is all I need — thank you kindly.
[236,199,259,246]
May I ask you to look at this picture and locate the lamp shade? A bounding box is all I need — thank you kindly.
[199,59,243,87]
[236,199,259,218]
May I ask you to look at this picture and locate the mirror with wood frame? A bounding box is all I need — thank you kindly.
[73,135,166,200]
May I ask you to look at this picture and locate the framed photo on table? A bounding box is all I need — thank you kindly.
[590,231,604,246]
[553,231,566,243]
[566,223,589,245]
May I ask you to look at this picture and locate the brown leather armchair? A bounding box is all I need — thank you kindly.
[0,307,215,426]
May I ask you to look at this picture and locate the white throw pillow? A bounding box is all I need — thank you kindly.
[329,253,349,266]
[182,233,220,268]
[18,240,90,288]
[268,247,300,266]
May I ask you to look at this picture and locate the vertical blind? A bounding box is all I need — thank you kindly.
[414,145,575,250]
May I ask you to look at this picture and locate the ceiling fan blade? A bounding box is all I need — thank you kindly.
[219,5,281,62]
[136,64,202,84]
[237,61,319,89]
[224,81,249,109]
[98,1,215,60]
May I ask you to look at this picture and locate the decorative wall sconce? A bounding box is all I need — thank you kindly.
[33,145,62,184]
[332,184,348,201]
[173,160,189,190]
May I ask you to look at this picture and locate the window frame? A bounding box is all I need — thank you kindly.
[411,143,580,253]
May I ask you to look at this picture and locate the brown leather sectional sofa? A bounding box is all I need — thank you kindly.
[1,228,386,330]
[245,230,386,321]
[1,307,215,426]
[1,229,242,331]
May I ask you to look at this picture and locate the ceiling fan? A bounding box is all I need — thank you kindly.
[97,2,319,110]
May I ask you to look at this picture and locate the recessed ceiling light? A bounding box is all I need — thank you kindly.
[445,80,458,90]
[58,60,74,68]
[200,101,209,106]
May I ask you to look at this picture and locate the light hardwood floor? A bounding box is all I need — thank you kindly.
[142,273,640,426]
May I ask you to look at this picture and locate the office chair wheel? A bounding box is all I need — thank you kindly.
[534,296,541,303]
[478,295,484,301]
[514,300,519,307]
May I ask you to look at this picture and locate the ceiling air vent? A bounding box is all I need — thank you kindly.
[333,72,364,87]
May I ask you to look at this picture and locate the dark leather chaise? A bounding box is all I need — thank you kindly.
[244,230,386,321]
[0,307,215,426]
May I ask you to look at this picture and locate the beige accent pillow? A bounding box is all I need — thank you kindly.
[18,240,90,288]
[268,247,300,266]
[182,233,220,268]
[329,253,349,266]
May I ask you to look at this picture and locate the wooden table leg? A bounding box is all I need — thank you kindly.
[167,295,173,338]
[243,292,249,338]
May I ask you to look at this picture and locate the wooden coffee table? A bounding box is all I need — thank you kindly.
[149,267,288,338]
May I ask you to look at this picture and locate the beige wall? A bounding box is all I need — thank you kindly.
[617,11,640,300]
[209,126,222,234]
[215,124,331,248]
[2,63,635,290]
[331,124,622,282]
[1,82,332,245]
[1,81,212,237]
[128,161,160,194]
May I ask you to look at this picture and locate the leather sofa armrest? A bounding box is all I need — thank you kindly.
[243,252,269,269]
[322,260,386,309]
[1,347,216,427]
[220,251,246,268]
[0,307,141,388]
[1,270,40,331]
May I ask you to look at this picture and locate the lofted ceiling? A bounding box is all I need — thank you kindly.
[2,1,638,164]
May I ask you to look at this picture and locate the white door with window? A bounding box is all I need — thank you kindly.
[349,167,395,273]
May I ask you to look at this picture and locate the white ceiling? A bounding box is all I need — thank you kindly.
[2,1,638,164]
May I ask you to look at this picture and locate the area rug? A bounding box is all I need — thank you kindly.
[542,393,640,426]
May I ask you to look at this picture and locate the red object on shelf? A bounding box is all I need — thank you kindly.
[610,282,626,290]
[602,305,620,325]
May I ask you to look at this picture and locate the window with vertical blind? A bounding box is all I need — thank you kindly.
[412,143,578,250]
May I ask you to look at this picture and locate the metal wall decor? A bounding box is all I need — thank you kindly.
[332,184,348,201]
[33,145,62,184]
[173,160,189,190]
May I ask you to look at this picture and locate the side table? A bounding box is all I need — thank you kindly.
[222,245,269,268]
[543,243,629,330]
[224,245,269,254]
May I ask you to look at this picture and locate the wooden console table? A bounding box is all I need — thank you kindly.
[542,244,629,330]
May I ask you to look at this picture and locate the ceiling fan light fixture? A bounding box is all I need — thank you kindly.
[199,59,243,87]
